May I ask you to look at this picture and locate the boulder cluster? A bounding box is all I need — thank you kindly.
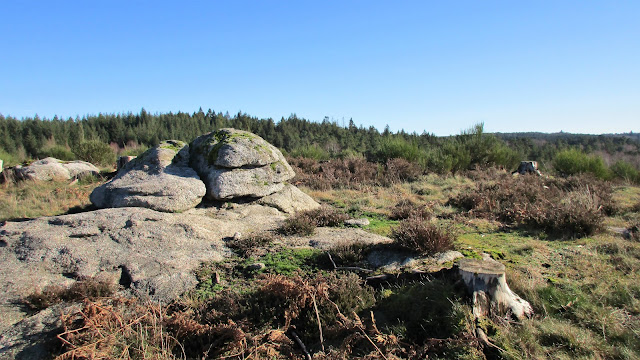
[90,129,317,213]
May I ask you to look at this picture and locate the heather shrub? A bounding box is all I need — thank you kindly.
[303,205,349,227]
[531,188,604,237]
[228,231,275,257]
[390,199,432,220]
[450,174,611,238]
[391,217,455,254]
[279,215,316,236]
[382,157,423,184]
[329,241,372,265]
[289,156,423,190]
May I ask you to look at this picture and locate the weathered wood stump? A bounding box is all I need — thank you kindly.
[117,156,136,171]
[458,257,533,321]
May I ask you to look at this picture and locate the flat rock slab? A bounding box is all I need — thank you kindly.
[283,227,392,250]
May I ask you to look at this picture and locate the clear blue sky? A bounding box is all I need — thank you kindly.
[1,1,638,135]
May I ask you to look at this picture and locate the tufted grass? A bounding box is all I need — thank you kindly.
[0,177,104,221]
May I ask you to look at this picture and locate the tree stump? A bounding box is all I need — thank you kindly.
[457,257,533,321]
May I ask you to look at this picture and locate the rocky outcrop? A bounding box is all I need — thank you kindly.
[13,158,99,181]
[90,141,206,213]
[190,129,295,199]
[0,208,226,305]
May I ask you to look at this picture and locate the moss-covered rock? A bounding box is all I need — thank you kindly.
[189,129,295,200]
[90,141,206,212]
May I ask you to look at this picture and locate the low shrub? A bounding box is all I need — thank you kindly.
[38,145,76,161]
[382,157,423,184]
[610,160,640,183]
[278,206,348,236]
[289,156,423,190]
[390,199,432,220]
[450,174,611,238]
[73,140,116,167]
[553,148,610,180]
[391,217,455,254]
[329,241,372,266]
[228,231,275,257]
[279,215,316,236]
[303,206,349,227]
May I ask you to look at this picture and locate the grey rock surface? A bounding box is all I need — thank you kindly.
[0,303,80,360]
[190,129,295,200]
[434,250,464,264]
[14,157,99,181]
[344,218,370,227]
[257,184,320,214]
[90,141,206,212]
[283,227,392,250]
[0,208,228,307]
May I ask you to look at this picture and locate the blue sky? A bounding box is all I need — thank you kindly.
[1,1,638,135]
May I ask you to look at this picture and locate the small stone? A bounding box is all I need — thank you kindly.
[434,250,464,264]
[344,218,370,227]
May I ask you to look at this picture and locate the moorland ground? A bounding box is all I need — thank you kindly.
[1,160,639,360]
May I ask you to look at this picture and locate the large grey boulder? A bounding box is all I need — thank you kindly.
[90,141,206,212]
[190,129,295,200]
[14,157,99,181]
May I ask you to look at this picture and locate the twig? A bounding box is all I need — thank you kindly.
[311,293,325,352]
[327,251,338,269]
[290,330,312,360]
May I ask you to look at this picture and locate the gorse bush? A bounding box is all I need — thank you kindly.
[74,140,116,167]
[38,144,76,161]
[375,137,425,163]
[290,144,331,160]
[553,148,610,180]
[391,217,455,254]
[610,160,640,183]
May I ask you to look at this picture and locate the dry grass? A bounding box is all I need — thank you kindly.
[0,178,103,221]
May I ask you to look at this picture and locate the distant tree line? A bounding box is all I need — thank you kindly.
[0,109,639,181]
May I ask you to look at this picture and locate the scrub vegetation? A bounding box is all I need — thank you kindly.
[2,114,640,359]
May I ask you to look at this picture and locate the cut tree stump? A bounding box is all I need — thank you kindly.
[457,257,533,321]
